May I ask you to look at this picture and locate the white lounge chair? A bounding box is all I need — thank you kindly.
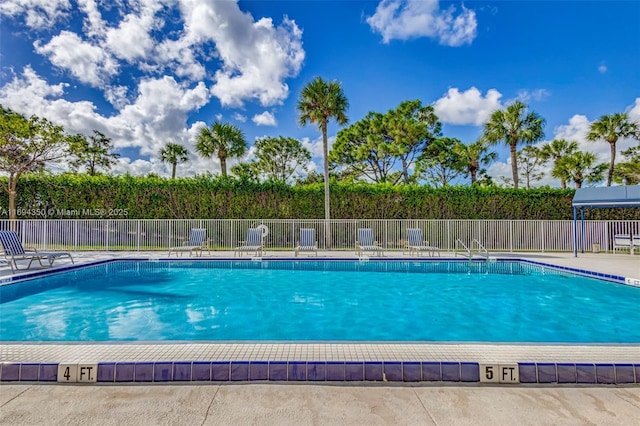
[235,228,264,257]
[0,258,14,273]
[613,234,632,254]
[406,228,440,257]
[632,235,640,255]
[168,228,207,257]
[356,228,384,257]
[0,230,74,270]
[295,228,318,257]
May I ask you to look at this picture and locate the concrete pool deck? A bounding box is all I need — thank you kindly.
[1,383,639,425]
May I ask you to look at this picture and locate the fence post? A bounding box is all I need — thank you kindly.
[509,221,513,253]
[43,220,48,251]
[137,220,141,252]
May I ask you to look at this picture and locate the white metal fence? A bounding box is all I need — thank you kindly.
[1,219,638,253]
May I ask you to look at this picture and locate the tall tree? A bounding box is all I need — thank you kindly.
[251,136,311,184]
[452,139,496,185]
[539,139,578,189]
[160,143,189,179]
[330,112,398,184]
[555,151,607,188]
[613,146,640,185]
[196,121,247,177]
[68,130,119,175]
[586,113,640,186]
[384,100,441,184]
[415,137,464,187]
[517,146,545,189]
[482,101,545,188]
[298,77,348,247]
[0,107,68,219]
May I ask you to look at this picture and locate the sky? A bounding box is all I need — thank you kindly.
[1,0,639,186]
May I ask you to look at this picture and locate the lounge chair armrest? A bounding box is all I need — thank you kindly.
[24,246,39,253]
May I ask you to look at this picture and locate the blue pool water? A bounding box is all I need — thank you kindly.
[1,260,639,343]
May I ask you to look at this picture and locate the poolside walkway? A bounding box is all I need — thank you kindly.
[1,383,639,425]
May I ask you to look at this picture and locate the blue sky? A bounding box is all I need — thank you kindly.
[1,0,639,185]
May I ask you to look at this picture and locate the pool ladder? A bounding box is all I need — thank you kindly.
[454,238,489,261]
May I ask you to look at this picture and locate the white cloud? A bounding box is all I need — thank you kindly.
[34,31,119,86]
[0,68,211,176]
[516,89,551,102]
[111,157,161,177]
[17,0,303,109]
[553,114,591,146]
[233,113,247,122]
[114,76,210,154]
[0,0,71,29]
[366,0,477,46]
[105,1,161,63]
[252,111,277,126]
[103,85,130,110]
[0,66,67,103]
[598,63,607,74]
[486,161,513,185]
[154,37,207,81]
[626,97,640,121]
[301,135,336,160]
[433,87,502,125]
[176,0,305,107]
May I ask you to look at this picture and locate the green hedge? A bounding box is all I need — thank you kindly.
[0,175,637,220]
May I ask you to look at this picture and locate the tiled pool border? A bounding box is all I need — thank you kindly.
[1,361,638,384]
[2,257,639,385]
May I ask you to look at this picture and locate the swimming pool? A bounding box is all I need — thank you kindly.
[1,260,639,343]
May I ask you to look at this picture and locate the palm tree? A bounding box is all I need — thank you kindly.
[160,143,189,179]
[453,139,496,185]
[586,113,640,186]
[196,121,247,177]
[297,77,348,247]
[482,101,545,188]
[539,139,578,189]
[555,151,607,188]
[613,146,640,185]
